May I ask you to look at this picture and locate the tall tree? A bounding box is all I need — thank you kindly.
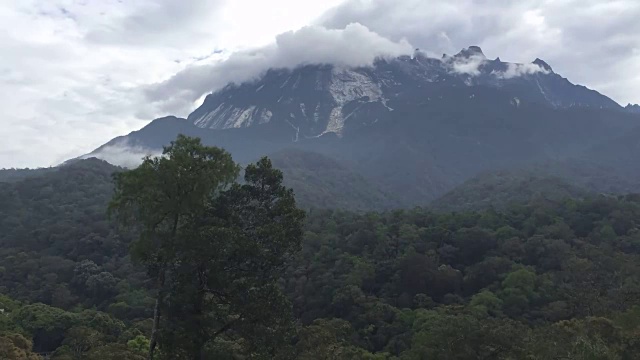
[161,157,306,359]
[109,135,239,359]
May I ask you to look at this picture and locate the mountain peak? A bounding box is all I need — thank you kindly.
[454,46,486,59]
[532,58,553,72]
[625,103,640,113]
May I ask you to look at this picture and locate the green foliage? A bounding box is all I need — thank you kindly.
[84,343,146,360]
[110,135,240,359]
[284,195,640,357]
[61,326,103,359]
[109,134,239,269]
[126,335,149,355]
[469,290,503,317]
[404,310,530,359]
[3,135,640,358]
[157,156,305,359]
[432,171,589,212]
[0,158,144,314]
[296,319,386,359]
[11,303,75,352]
[110,137,305,359]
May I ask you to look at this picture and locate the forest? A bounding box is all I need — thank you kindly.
[1,136,640,359]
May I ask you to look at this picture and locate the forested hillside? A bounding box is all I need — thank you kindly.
[431,171,588,212]
[270,149,399,211]
[0,167,56,183]
[2,146,640,358]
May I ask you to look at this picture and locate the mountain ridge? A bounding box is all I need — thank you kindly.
[79,45,640,208]
[626,103,640,113]
[184,46,623,139]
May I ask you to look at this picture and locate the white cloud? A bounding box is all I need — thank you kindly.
[1,0,639,169]
[0,0,345,168]
[449,55,486,76]
[444,51,549,78]
[318,0,640,105]
[494,63,550,79]
[82,142,162,168]
[143,23,413,114]
[85,0,225,47]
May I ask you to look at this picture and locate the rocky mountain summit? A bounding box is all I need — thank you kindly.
[186,46,621,139]
[84,46,640,208]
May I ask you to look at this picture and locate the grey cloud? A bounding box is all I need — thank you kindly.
[0,1,195,168]
[0,1,351,168]
[143,23,413,115]
[318,0,640,105]
[85,0,226,47]
[319,0,526,55]
[3,0,638,169]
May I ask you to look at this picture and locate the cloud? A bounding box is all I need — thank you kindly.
[0,1,216,169]
[317,0,640,105]
[448,54,486,76]
[494,63,550,79]
[0,0,343,168]
[2,0,639,169]
[85,0,226,47]
[437,50,550,78]
[143,23,413,114]
[82,142,162,169]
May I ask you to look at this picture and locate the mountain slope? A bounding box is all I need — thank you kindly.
[579,125,640,179]
[269,149,397,210]
[88,87,639,207]
[0,167,56,183]
[0,158,122,257]
[84,46,640,209]
[186,47,621,139]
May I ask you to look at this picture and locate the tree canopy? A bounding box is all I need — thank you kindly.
[1,135,640,358]
[109,136,305,359]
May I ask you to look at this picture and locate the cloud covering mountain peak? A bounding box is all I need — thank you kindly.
[144,23,413,115]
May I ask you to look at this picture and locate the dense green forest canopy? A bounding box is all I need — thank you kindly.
[1,138,640,358]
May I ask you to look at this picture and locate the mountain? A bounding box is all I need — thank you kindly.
[626,103,640,113]
[85,46,640,208]
[579,124,640,180]
[186,46,621,139]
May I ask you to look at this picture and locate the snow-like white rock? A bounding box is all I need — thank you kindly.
[322,68,384,135]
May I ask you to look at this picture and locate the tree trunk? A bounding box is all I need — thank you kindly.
[193,267,206,360]
[150,214,180,359]
[148,295,160,360]
[149,270,165,360]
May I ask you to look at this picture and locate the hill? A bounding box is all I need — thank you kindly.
[0,167,56,183]
[431,170,588,212]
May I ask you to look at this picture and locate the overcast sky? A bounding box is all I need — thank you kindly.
[1,0,639,168]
